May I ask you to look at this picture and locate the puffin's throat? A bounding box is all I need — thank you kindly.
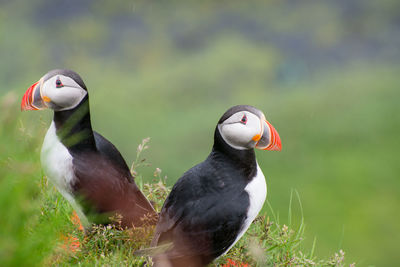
[212,127,257,180]
[53,97,95,153]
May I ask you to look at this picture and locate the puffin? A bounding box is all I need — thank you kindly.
[21,69,157,228]
[151,105,281,267]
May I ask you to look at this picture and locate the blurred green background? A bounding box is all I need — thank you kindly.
[1,0,399,265]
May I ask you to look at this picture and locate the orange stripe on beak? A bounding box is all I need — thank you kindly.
[264,120,282,151]
[21,81,39,111]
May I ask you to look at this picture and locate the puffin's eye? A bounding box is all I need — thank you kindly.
[56,78,63,88]
[240,114,247,124]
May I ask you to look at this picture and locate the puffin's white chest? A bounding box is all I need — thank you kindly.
[244,164,267,223]
[41,122,89,226]
[225,164,267,253]
[41,122,76,195]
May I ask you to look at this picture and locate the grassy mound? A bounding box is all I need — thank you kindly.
[0,99,354,266]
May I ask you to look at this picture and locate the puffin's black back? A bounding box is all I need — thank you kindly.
[152,128,258,266]
[93,131,132,181]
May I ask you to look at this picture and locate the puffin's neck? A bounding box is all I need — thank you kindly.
[53,96,96,153]
[211,127,257,180]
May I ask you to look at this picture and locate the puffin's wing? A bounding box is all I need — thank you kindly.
[71,151,155,225]
[93,131,133,182]
[152,165,248,258]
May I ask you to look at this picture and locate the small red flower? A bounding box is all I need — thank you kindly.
[70,211,84,231]
[59,211,85,253]
[222,258,249,267]
[60,235,81,252]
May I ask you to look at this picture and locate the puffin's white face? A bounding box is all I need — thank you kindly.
[21,71,88,112]
[218,109,281,151]
[40,75,87,111]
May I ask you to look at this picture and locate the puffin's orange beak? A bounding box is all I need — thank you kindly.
[263,120,282,151]
[255,119,282,151]
[21,79,46,111]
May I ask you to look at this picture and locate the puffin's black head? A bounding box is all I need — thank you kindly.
[21,69,88,111]
[217,105,282,151]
